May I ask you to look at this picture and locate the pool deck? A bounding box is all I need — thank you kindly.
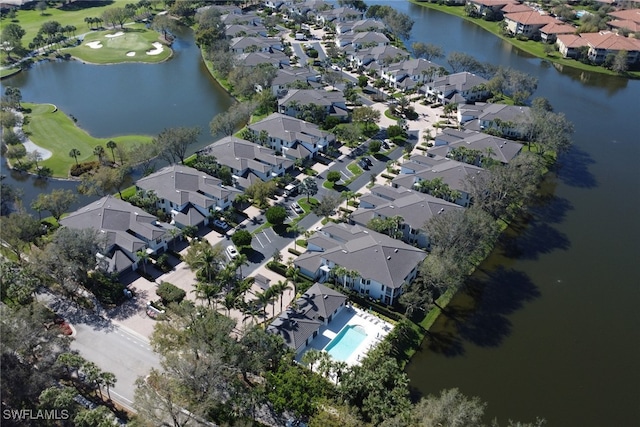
[297,305,394,368]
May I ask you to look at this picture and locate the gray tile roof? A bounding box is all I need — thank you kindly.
[136,165,241,210]
[352,45,410,67]
[392,158,487,193]
[351,189,464,232]
[236,51,289,67]
[279,89,346,108]
[267,283,347,353]
[272,66,319,87]
[460,102,532,124]
[295,223,426,289]
[60,196,173,273]
[429,131,523,164]
[202,136,293,175]
[429,72,488,93]
[248,113,335,146]
[337,19,386,33]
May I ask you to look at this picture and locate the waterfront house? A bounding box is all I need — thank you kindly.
[316,6,364,25]
[431,129,523,164]
[467,0,516,17]
[392,156,487,207]
[503,10,557,39]
[230,36,283,54]
[336,31,390,50]
[199,136,294,190]
[225,24,268,39]
[539,22,576,43]
[350,185,463,249]
[136,165,241,229]
[336,19,385,35]
[580,31,640,64]
[459,102,531,139]
[278,89,348,121]
[555,34,589,59]
[60,196,175,275]
[294,223,427,305]
[266,283,347,357]
[247,113,336,160]
[236,50,291,68]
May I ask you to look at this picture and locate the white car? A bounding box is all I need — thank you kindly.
[225,245,239,260]
[213,219,228,230]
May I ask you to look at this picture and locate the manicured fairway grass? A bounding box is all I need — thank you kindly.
[66,25,171,64]
[0,68,21,78]
[22,103,153,177]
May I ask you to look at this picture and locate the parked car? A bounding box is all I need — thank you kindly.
[213,219,228,230]
[291,202,303,214]
[358,159,369,170]
[225,245,239,260]
[363,157,373,167]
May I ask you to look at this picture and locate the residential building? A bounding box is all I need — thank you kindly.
[539,22,576,43]
[422,72,490,105]
[336,31,389,49]
[431,128,523,164]
[225,24,268,39]
[392,156,487,207]
[467,0,516,17]
[269,66,322,96]
[380,58,441,91]
[294,223,427,304]
[136,165,241,229]
[221,11,262,26]
[278,89,348,121]
[580,31,640,64]
[199,136,294,190]
[349,45,410,69]
[266,283,347,356]
[459,102,531,139]
[247,113,336,160]
[350,185,464,249]
[59,196,175,275]
[503,11,557,39]
[556,34,590,59]
[236,50,290,68]
[229,36,282,54]
[316,6,363,25]
[336,19,385,35]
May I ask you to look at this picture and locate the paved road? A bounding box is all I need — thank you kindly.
[41,290,159,412]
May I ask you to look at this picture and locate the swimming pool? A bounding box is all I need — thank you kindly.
[324,324,367,362]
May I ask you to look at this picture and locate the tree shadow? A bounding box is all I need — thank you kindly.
[456,268,540,348]
[49,296,114,332]
[245,247,266,264]
[425,329,465,358]
[106,293,146,321]
[501,220,571,260]
[556,145,597,189]
[60,1,115,11]
[530,194,574,225]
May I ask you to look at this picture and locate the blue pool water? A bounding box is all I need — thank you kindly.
[324,325,367,361]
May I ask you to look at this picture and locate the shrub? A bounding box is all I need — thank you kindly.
[70,161,99,177]
[231,229,252,248]
[288,247,302,256]
[156,254,171,273]
[326,170,341,183]
[265,205,287,225]
[156,282,186,305]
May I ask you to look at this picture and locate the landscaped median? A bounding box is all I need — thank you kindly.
[22,102,153,177]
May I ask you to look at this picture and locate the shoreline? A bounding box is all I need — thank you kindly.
[408,0,640,80]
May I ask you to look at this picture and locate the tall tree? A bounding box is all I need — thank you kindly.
[106,140,118,163]
[0,24,26,60]
[155,126,201,164]
[412,42,444,61]
[209,102,255,137]
[300,176,318,202]
[31,189,77,222]
[0,212,43,262]
[68,148,81,165]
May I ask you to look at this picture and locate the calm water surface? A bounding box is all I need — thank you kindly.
[2,3,639,424]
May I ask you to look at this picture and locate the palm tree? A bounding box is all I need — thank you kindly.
[99,372,116,401]
[286,224,304,251]
[192,281,221,308]
[341,190,357,208]
[106,140,117,163]
[301,349,322,373]
[69,148,81,165]
[93,145,105,163]
[136,249,150,274]
[167,227,181,250]
[272,280,293,313]
[222,292,238,316]
[233,253,249,278]
[254,289,273,321]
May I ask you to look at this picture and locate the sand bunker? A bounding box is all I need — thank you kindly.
[146,42,164,55]
[105,31,124,38]
[85,41,102,49]
[126,51,136,57]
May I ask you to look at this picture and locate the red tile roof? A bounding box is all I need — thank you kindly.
[556,34,589,48]
[501,3,533,13]
[608,8,640,24]
[580,31,640,51]
[504,11,557,26]
[540,22,577,35]
[608,19,640,32]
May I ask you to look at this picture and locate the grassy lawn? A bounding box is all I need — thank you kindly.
[65,24,171,64]
[409,1,640,79]
[347,162,363,176]
[0,68,21,78]
[22,102,153,177]
[296,197,318,214]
